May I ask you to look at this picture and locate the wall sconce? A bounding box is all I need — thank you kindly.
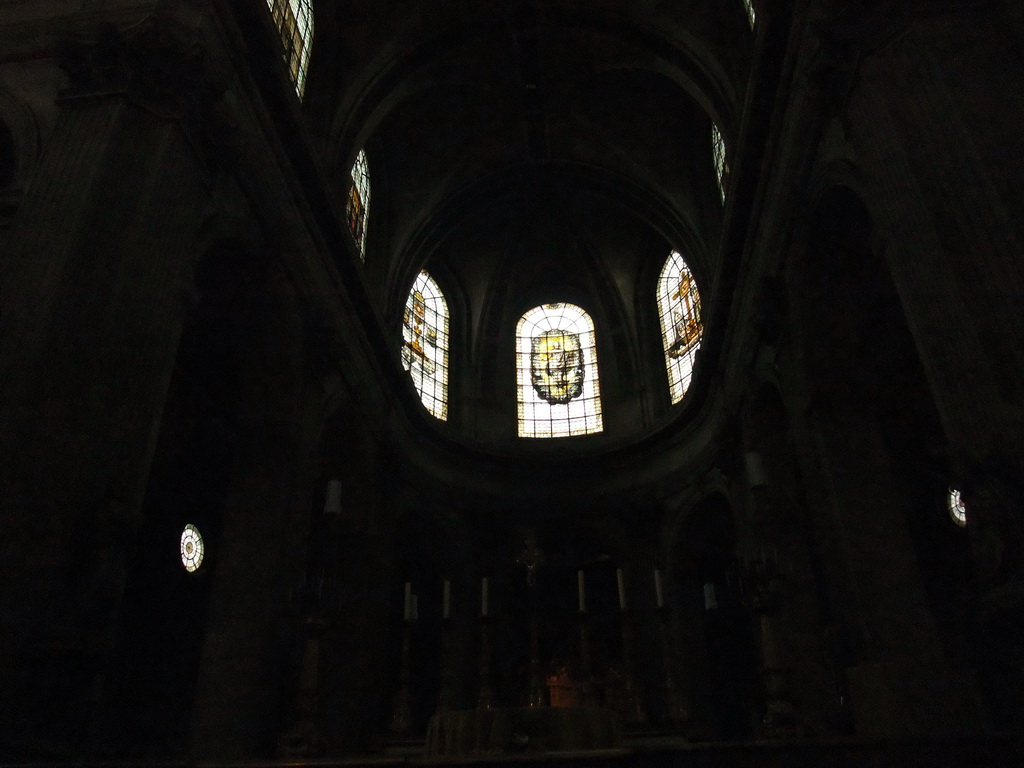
[323,479,342,516]
[745,451,768,489]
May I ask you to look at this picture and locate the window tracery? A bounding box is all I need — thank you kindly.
[402,271,449,420]
[180,524,205,572]
[712,123,728,202]
[516,303,603,438]
[266,0,313,97]
[658,251,703,403]
[948,487,967,527]
[347,149,370,258]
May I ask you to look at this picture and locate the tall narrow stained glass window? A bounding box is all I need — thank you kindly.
[266,0,313,97]
[516,303,603,438]
[743,0,756,28]
[658,251,703,403]
[347,149,370,259]
[712,123,728,202]
[402,271,449,420]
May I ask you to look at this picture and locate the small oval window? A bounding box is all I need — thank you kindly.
[180,524,205,572]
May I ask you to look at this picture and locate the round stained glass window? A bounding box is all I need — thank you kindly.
[180,524,205,572]
[948,488,967,527]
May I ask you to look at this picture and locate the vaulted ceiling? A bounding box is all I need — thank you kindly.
[297,0,760,464]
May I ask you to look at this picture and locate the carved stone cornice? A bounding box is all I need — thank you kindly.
[55,6,249,171]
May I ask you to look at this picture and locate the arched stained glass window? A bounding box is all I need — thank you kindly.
[402,271,449,420]
[743,0,756,28]
[658,251,703,403]
[266,0,313,97]
[948,487,967,527]
[712,123,728,202]
[516,303,603,438]
[347,149,370,259]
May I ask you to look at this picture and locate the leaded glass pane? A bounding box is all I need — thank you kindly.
[266,0,313,97]
[516,303,603,438]
[180,524,205,572]
[948,487,967,527]
[712,123,727,202]
[744,0,756,28]
[658,251,703,403]
[348,149,370,259]
[402,271,449,420]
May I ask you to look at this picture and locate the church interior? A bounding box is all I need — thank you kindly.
[1,0,1023,764]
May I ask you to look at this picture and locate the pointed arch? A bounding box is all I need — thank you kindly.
[516,303,603,438]
[266,0,314,97]
[402,271,449,420]
[347,149,370,259]
[658,250,703,403]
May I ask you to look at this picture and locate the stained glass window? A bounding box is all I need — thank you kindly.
[402,271,449,420]
[712,123,728,202]
[347,149,370,259]
[743,0,756,28]
[516,303,603,438]
[948,487,967,527]
[658,251,703,403]
[266,0,313,97]
[180,524,205,572]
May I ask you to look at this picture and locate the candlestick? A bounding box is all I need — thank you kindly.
[481,577,489,617]
[577,569,586,613]
[654,568,664,609]
[404,581,412,621]
[443,579,451,619]
[617,567,627,610]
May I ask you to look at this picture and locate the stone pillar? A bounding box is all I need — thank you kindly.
[314,426,398,755]
[188,284,318,759]
[0,60,208,757]
[847,6,1024,482]
[792,372,972,737]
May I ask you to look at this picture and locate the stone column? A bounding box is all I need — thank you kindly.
[0,48,208,756]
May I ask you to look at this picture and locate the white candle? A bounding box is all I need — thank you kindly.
[443,579,451,619]
[654,568,664,609]
[481,577,489,617]
[617,568,627,611]
[404,581,412,621]
[577,569,586,613]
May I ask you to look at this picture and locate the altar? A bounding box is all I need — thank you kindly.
[425,706,621,756]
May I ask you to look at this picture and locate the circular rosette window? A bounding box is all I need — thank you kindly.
[180,524,205,572]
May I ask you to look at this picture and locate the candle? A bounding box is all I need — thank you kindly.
[481,577,489,617]
[616,568,627,611]
[577,569,586,613]
[443,579,451,619]
[404,581,412,621]
[654,568,664,608]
